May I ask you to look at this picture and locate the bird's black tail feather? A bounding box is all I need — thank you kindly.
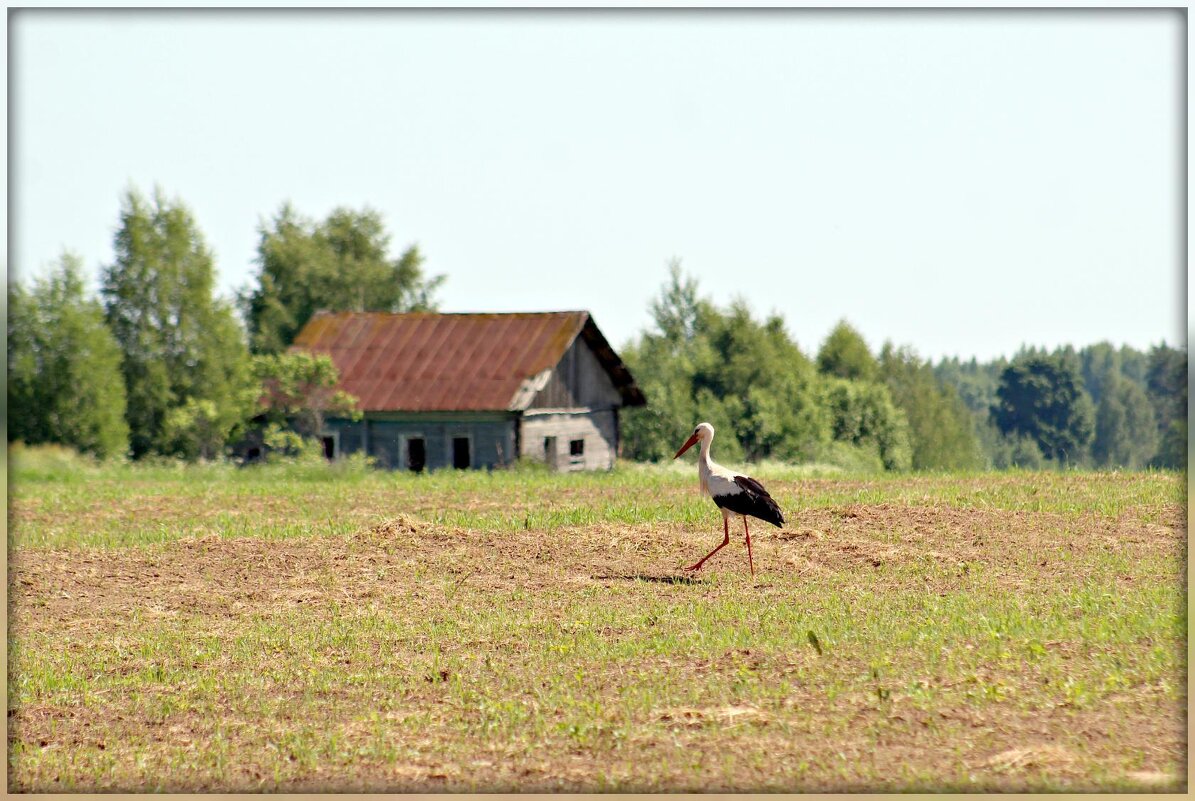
[758,497,785,528]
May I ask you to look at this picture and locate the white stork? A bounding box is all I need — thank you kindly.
[673,422,785,576]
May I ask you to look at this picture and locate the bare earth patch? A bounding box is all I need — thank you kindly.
[8,494,1187,792]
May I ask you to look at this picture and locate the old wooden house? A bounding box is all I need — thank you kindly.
[290,310,646,471]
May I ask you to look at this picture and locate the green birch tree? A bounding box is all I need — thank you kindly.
[7,253,129,458]
[102,187,257,459]
[816,320,879,382]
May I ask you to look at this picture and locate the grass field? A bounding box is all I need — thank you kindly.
[7,451,1188,792]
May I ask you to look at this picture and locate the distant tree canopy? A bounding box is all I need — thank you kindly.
[8,253,130,459]
[102,187,258,459]
[879,344,983,471]
[817,320,878,382]
[932,341,1185,471]
[1146,343,1187,468]
[620,262,829,464]
[991,352,1095,465]
[621,265,987,472]
[623,265,1186,473]
[694,301,829,463]
[819,376,911,471]
[241,204,445,354]
[1091,374,1157,469]
[934,356,1005,418]
[1080,341,1122,407]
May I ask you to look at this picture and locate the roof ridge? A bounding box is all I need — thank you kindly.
[311,309,589,318]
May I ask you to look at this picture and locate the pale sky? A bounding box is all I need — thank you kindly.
[10,9,1185,361]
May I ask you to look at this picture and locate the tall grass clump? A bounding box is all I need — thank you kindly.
[9,442,107,482]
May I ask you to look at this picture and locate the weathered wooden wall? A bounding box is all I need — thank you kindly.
[529,337,623,411]
[519,335,624,470]
[519,409,618,471]
[328,415,516,471]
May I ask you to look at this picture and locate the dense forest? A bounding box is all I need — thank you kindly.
[620,264,1186,471]
[8,188,1187,471]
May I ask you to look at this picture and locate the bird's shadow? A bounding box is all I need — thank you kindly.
[593,573,703,585]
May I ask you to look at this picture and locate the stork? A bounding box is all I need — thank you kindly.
[673,422,784,576]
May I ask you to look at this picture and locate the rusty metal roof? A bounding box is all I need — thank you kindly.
[291,310,645,412]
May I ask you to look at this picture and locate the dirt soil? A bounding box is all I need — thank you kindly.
[8,502,1187,792]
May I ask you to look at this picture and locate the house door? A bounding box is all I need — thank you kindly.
[452,437,471,469]
[407,437,426,473]
[543,436,557,470]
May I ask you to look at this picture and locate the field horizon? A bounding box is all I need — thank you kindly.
[7,454,1187,792]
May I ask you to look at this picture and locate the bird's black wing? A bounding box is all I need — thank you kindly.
[733,475,774,501]
[723,474,785,527]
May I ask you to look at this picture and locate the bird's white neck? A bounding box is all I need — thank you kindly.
[697,434,717,490]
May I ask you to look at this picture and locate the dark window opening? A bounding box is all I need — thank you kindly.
[453,437,470,469]
[246,446,262,463]
[569,438,584,456]
[407,438,426,473]
[321,436,335,461]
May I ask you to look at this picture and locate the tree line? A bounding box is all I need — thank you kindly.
[935,340,1186,470]
[8,186,443,461]
[619,263,1186,471]
[8,188,1187,472]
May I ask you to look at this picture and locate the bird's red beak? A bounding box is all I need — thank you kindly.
[673,432,700,459]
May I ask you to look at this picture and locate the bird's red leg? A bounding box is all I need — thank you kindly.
[685,516,730,571]
[743,517,754,577]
